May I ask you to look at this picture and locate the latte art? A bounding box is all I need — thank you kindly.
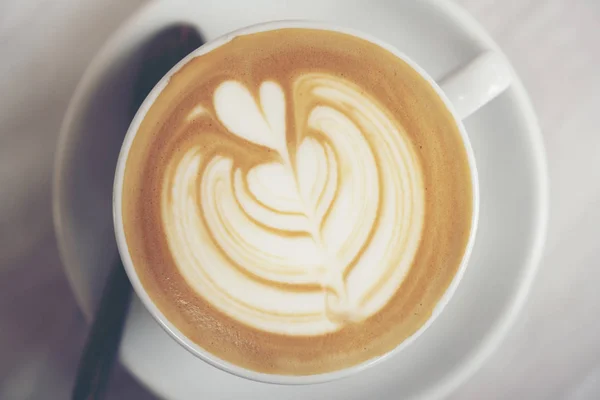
[121,28,473,375]
[161,75,425,335]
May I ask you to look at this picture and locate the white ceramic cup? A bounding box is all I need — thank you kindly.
[113,20,511,385]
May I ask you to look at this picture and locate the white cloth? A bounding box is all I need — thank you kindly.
[0,0,599,398]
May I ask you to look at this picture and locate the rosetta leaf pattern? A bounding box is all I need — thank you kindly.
[161,74,424,335]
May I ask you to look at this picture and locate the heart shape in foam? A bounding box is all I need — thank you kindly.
[161,74,425,335]
[215,81,288,157]
[214,81,348,300]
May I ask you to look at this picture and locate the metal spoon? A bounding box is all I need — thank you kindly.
[72,25,204,400]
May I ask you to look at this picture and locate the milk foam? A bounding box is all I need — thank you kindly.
[160,74,425,335]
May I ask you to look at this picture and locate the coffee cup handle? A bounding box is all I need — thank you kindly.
[438,51,512,120]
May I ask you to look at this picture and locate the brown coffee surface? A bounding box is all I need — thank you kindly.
[121,28,473,375]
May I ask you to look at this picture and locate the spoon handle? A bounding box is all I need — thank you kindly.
[71,25,205,400]
[72,261,132,400]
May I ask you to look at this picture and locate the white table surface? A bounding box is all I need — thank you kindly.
[1,0,599,399]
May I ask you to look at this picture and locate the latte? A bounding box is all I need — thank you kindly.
[121,28,473,375]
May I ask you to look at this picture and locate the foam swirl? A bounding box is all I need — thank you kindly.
[160,74,425,336]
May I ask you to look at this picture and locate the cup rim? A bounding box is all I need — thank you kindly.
[113,19,480,385]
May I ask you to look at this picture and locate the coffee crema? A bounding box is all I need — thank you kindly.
[122,28,473,375]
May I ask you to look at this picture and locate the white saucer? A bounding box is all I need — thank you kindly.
[53,0,549,399]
